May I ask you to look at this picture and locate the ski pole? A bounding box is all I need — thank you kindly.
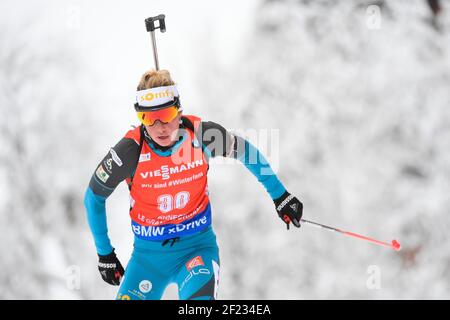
[145,14,166,70]
[300,218,401,251]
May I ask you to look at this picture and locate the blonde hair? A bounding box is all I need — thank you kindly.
[137,69,174,90]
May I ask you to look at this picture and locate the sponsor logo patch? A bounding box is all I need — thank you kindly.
[139,153,151,162]
[139,280,152,293]
[110,148,123,166]
[96,165,109,183]
[276,194,295,211]
[139,160,204,181]
[180,268,210,291]
[186,256,205,271]
[103,158,113,173]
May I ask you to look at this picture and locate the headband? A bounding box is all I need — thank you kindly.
[135,85,180,110]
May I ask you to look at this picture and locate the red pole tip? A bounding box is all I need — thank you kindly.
[392,240,401,251]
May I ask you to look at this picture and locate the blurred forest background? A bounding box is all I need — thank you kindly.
[0,0,449,299]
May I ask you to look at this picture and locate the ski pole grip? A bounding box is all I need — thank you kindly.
[145,15,166,33]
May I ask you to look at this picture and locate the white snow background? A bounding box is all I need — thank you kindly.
[0,0,449,299]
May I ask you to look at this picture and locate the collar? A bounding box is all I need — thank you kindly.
[143,127,186,156]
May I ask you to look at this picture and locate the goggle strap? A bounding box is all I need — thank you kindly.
[134,96,181,112]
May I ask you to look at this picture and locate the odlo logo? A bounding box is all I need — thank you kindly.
[186,256,204,271]
[139,280,152,293]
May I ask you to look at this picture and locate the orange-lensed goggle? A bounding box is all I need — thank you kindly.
[136,106,180,126]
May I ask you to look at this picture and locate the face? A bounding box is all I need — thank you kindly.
[144,111,182,147]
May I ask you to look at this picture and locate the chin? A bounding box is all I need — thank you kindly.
[155,138,174,146]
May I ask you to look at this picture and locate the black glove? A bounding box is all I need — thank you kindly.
[274,191,303,230]
[98,249,124,286]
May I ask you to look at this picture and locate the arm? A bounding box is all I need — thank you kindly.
[199,121,285,199]
[199,120,303,229]
[84,137,140,255]
[84,188,113,255]
[231,135,286,200]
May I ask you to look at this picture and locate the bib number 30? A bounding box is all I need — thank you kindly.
[157,191,190,213]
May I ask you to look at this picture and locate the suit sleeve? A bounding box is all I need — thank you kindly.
[198,121,235,158]
[199,121,287,200]
[84,137,140,255]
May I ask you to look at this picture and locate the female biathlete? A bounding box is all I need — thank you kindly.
[84,69,303,300]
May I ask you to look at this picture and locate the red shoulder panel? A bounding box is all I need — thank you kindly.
[124,126,141,145]
[183,114,202,131]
